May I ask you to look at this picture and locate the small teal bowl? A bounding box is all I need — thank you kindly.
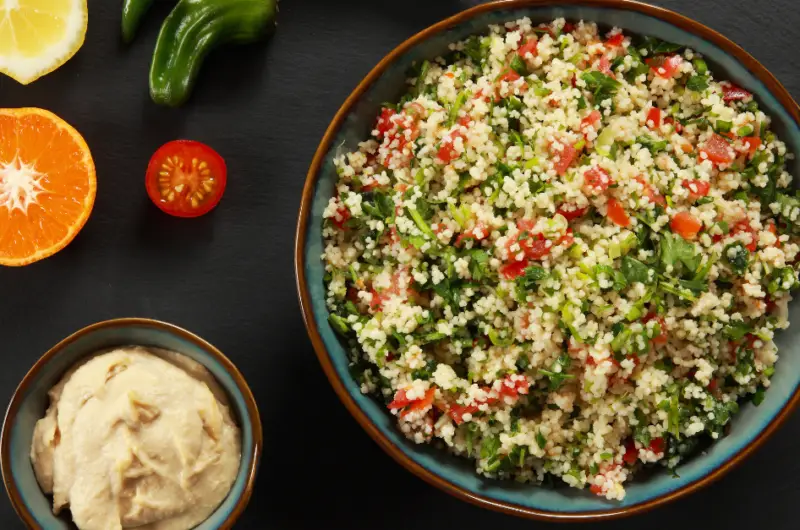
[1,318,262,529]
[296,0,800,520]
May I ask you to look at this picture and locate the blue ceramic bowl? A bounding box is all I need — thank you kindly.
[1,318,262,529]
[296,0,800,521]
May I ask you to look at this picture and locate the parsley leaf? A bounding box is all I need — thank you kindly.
[580,71,620,104]
[686,75,708,92]
[621,255,655,284]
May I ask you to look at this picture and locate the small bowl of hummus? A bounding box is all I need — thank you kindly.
[0,318,262,530]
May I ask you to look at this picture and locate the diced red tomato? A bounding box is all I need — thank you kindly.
[368,287,383,310]
[388,389,413,409]
[402,387,436,417]
[457,115,472,127]
[558,228,575,247]
[455,223,489,246]
[663,116,683,133]
[699,134,734,165]
[634,176,666,207]
[518,39,538,59]
[376,107,397,137]
[550,141,577,176]
[437,131,465,164]
[643,313,668,345]
[623,438,638,465]
[448,403,479,425]
[498,68,522,84]
[682,179,711,201]
[606,197,630,227]
[331,205,351,230]
[741,136,762,156]
[708,379,719,392]
[556,204,588,221]
[500,260,529,279]
[388,387,436,418]
[583,166,613,195]
[606,32,625,47]
[580,110,602,132]
[646,107,662,130]
[649,437,666,455]
[597,56,613,77]
[731,219,757,251]
[590,484,604,495]
[721,82,752,103]
[562,22,575,34]
[647,54,682,78]
[670,211,703,239]
[498,376,530,399]
[519,232,552,260]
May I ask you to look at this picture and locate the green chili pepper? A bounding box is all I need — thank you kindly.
[122,0,155,43]
[150,0,278,106]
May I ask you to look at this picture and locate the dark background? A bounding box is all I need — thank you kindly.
[1,0,797,528]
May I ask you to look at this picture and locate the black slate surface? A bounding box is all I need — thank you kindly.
[1,0,798,528]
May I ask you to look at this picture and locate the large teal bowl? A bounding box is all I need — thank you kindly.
[296,0,800,520]
[1,318,262,529]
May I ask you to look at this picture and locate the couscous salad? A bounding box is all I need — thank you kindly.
[321,18,799,500]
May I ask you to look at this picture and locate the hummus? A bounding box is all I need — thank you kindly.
[31,347,241,530]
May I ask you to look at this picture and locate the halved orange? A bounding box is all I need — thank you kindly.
[0,108,96,266]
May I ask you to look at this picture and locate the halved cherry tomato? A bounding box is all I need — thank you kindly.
[580,110,602,132]
[721,82,752,103]
[699,133,734,165]
[670,211,703,239]
[145,140,227,218]
[606,198,630,227]
[551,141,577,176]
[647,54,682,78]
[606,32,625,47]
[556,204,588,221]
[646,107,662,130]
[682,179,711,201]
[583,166,613,195]
[518,39,539,59]
[634,176,666,207]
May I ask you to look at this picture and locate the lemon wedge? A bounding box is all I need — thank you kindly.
[0,0,87,85]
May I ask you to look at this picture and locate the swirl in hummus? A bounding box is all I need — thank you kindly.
[30,346,241,530]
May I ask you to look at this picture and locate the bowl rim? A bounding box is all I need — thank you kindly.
[295,0,800,521]
[0,317,263,530]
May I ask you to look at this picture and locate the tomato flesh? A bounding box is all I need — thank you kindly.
[646,107,662,130]
[518,39,538,59]
[551,141,577,176]
[583,167,613,195]
[682,179,711,201]
[647,54,682,78]
[699,134,734,165]
[721,82,752,103]
[557,204,588,221]
[671,211,703,239]
[145,140,227,218]
[606,198,630,227]
[606,33,625,47]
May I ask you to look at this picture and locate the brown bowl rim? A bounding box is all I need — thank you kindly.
[295,0,800,521]
[0,317,263,530]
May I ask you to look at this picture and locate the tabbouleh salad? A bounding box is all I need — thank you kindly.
[320,17,800,500]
